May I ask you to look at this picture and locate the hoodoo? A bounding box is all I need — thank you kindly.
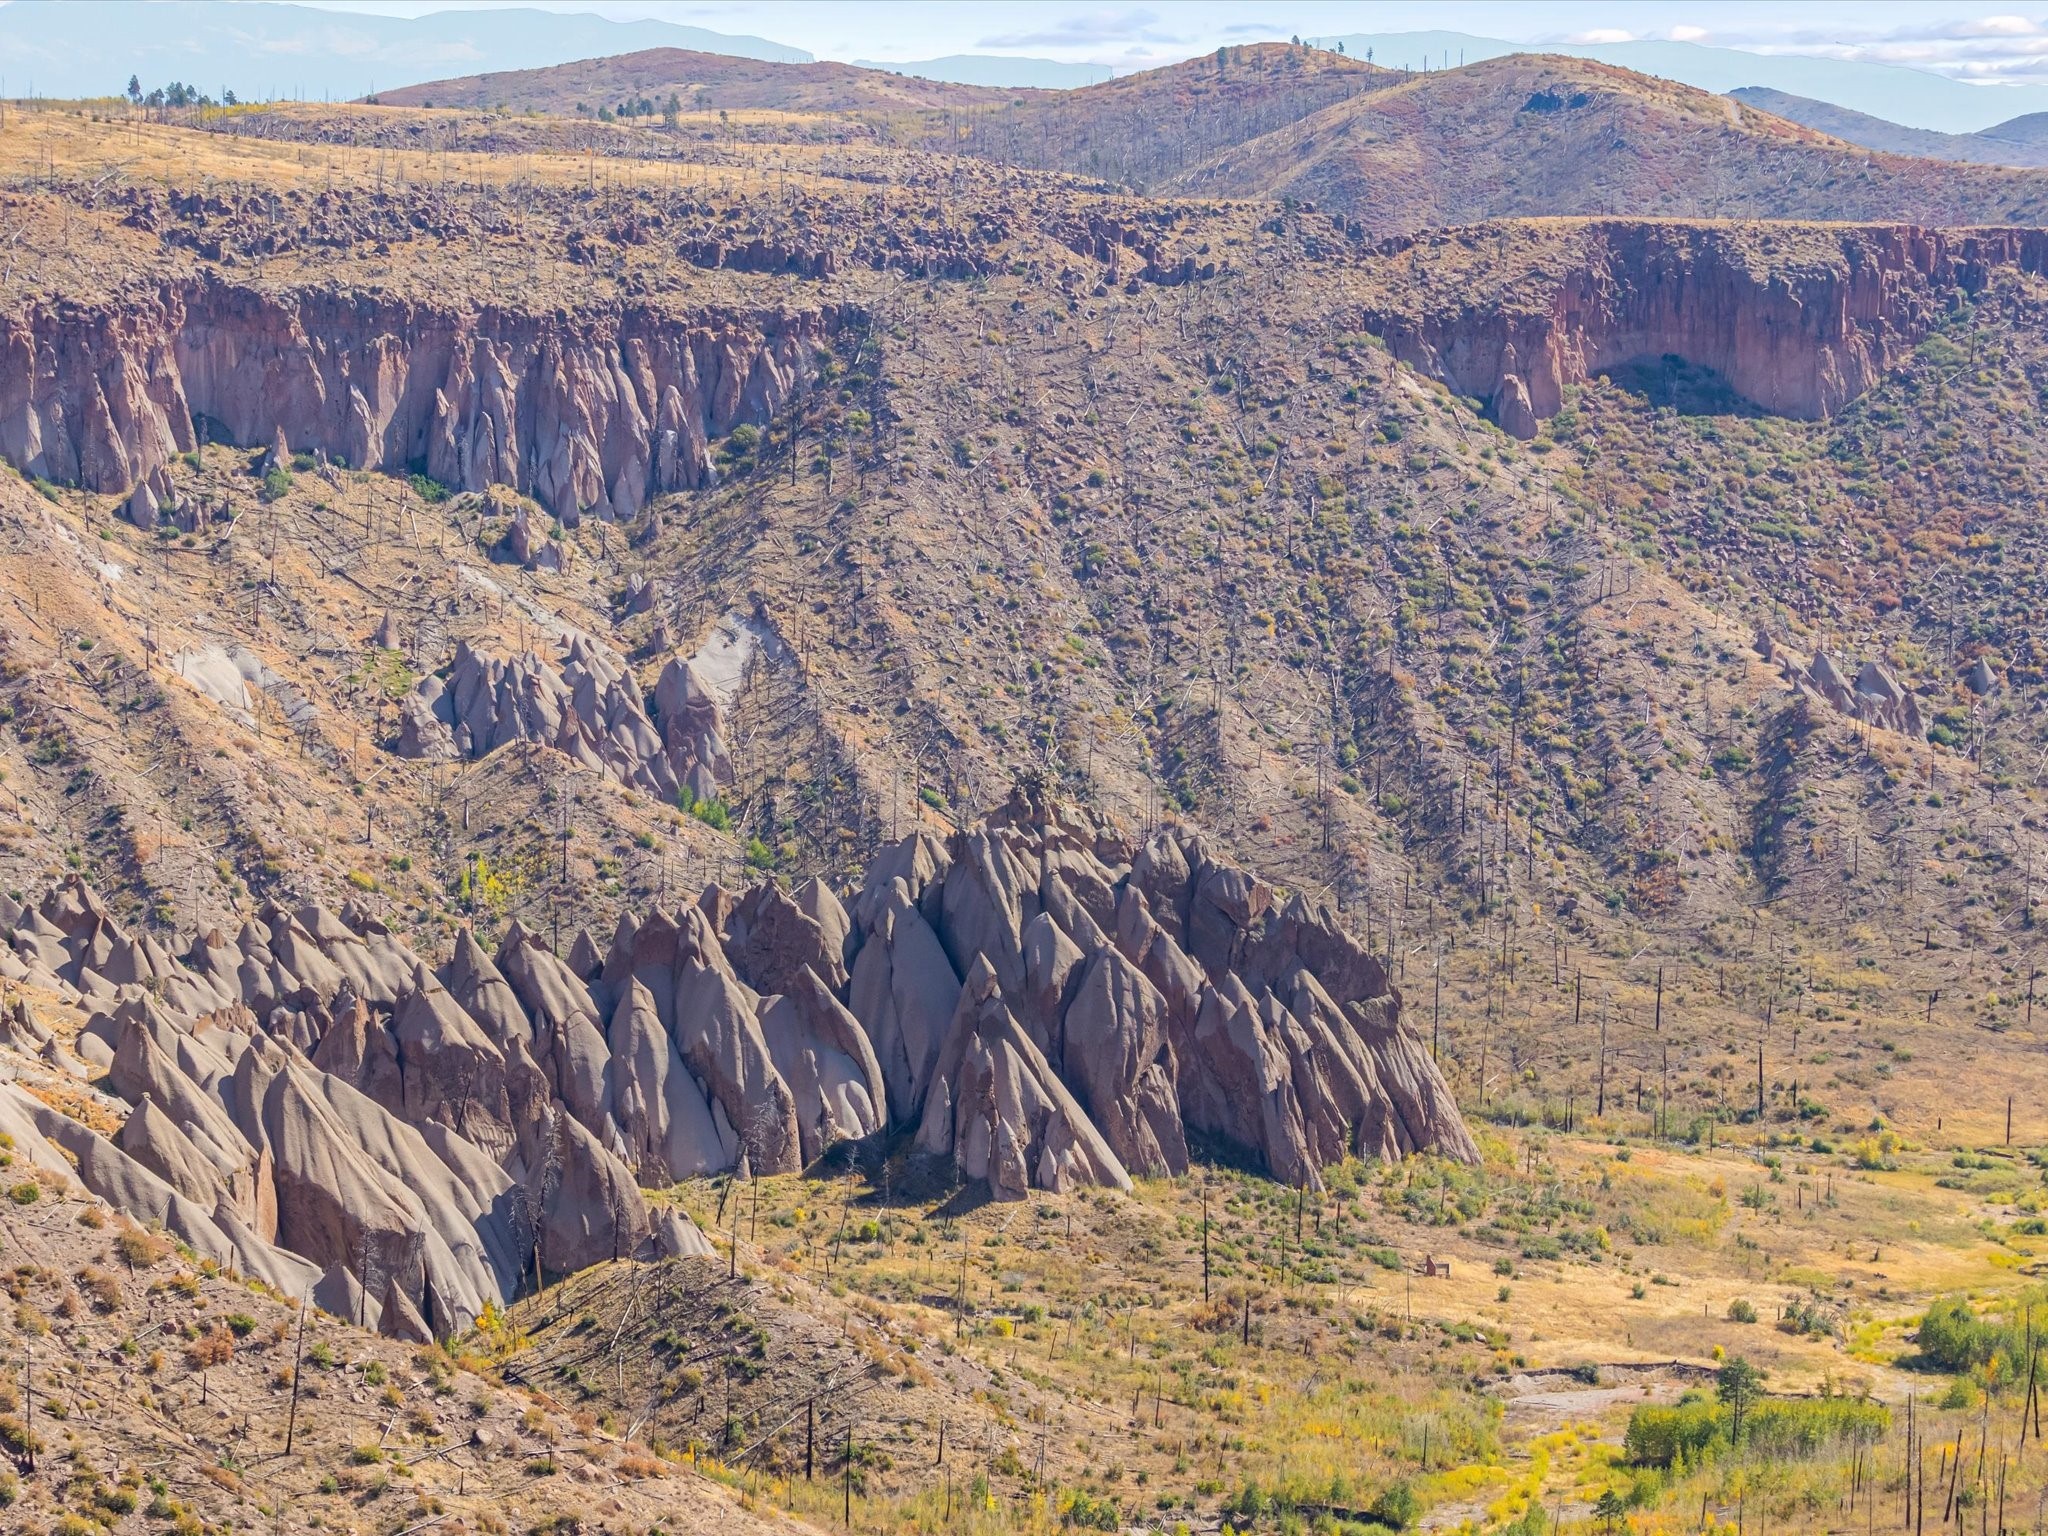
[0,786,1469,1335]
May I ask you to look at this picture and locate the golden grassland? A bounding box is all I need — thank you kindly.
[0,97,981,199]
[537,1070,2048,1536]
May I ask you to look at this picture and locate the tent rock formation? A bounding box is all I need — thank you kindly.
[395,629,733,801]
[1782,649,1928,738]
[0,787,1473,1338]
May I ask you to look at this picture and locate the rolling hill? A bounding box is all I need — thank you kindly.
[373,45,1015,116]
[370,43,2048,233]
[1151,52,2048,231]
[1306,27,2048,134]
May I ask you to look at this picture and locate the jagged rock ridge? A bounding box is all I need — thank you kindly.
[0,787,1471,1338]
[395,628,734,803]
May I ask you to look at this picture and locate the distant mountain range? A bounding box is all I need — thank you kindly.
[1729,87,2048,168]
[0,0,805,102]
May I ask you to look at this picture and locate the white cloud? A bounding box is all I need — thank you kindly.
[978,8,1180,49]
[1957,14,2040,36]
[1668,25,1708,43]
[1686,11,2048,86]
[1567,27,1637,43]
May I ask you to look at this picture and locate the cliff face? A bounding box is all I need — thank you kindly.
[0,280,842,520]
[1365,223,2048,436]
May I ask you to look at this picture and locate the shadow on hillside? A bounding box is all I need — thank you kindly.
[1602,353,1771,418]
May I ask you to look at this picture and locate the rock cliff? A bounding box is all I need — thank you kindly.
[1363,222,2048,436]
[0,279,841,521]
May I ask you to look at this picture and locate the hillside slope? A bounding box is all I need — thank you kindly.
[1161,54,2048,230]
[3,102,2046,1079]
[935,41,1393,186]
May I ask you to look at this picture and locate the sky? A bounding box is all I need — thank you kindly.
[295,0,2048,85]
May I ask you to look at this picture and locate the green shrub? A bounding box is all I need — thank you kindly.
[1918,1295,1999,1371]
[1623,1396,1721,1468]
[1625,1391,1886,1467]
[1726,1298,1757,1324]
[1371,1480,1420,1530]
[1744,1397,1889,1459]
[1061,1489,1119,1529]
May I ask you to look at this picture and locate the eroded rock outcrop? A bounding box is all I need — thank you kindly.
[0,877,706,1340]
[396,629,737,801]
[0,787,1471,1328]
[844,785,1477,1194]
[1783,648,1930,737]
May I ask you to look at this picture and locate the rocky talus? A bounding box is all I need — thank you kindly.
[0,279,840,521]
[0,788,1470,1339]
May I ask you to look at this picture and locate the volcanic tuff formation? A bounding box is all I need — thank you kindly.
[0,280,837,522]
[1364,222,2048,436]
[0,788,1469,1337]
[395,629,735,804]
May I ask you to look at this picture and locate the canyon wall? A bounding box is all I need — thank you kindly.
[0,280,844,521]
[1365,223,2048,436]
